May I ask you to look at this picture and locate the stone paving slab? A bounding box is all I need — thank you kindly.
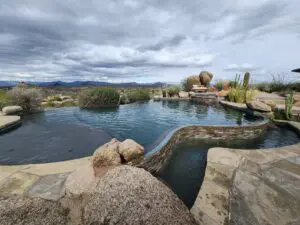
[21,157,91,175]
[0,115,21,129]
[191,179,229,225]
[0,172,39,196]
[26,173,69,201]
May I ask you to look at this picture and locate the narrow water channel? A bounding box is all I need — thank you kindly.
[156,124,300,208]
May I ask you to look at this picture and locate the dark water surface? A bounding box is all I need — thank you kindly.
[1,101,261,164]
[157,124,300,208]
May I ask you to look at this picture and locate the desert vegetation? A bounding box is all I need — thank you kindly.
[228,73,255,103]
[182,76,200,92]
[165,85,181,97]
[78,87,120,108]
[0,89,8,109]
[126,88,151,103]
[6,87,43,113]
[255,73,300,93]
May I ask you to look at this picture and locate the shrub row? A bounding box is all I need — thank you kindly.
[78,87,120,108]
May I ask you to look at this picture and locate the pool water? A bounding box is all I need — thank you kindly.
[0,101,262,164]
[156,124,300,208]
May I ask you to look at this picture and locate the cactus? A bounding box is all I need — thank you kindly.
[242,72,250,103]
[243,72,250,89]
[285,91,294,120]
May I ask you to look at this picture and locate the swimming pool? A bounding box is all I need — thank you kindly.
[0,100,263,164]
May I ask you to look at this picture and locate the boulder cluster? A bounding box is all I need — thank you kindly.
[92,138,145,169]
[41,94,77,107]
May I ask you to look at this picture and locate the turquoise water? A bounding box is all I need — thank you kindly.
[0,100,262,164]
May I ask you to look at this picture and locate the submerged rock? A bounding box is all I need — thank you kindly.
[83,165,197,225]
[92,138,121,168]
[2,106,23,115]
[247,100,272,112]
[118,139,144,162]
[0,197,70,225]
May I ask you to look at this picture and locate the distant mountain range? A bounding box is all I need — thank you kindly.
[0,80,167,88]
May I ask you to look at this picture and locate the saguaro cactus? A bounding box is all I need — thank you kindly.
[243,72,250,89]
[285,91,294,120]
[243,72,250,103]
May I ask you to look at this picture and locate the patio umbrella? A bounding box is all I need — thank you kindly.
[291,68,300,73]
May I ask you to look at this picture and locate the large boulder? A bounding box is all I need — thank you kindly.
[246,100,272,112]
[199,71,213,86]
[118,139,144,162]
[83,166,197,225]
[2,106,23,115]
[92,138,122,168]
[0,197,70,225]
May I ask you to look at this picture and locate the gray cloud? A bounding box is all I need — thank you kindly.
[0,0,299,82]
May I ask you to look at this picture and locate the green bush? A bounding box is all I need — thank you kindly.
[78,87,120,108]
[7,87,43,113]
[215,80,223,91]
[182,76,200,92]
[127,89,150,102]
[162,89,167,98]
[0,89,8,109]
[167,85,181,97]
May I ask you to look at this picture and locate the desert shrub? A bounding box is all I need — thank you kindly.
[127,89,150,102]
[255,82,271,92]
[182,76,200,92]
[78,87,120,108]
[167,85,181,97]
[0,89,8,109]
[288,82,300,92]
[7,87,43,113]
[215,80,223,91]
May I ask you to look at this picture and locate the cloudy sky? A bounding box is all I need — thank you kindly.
[0,0,299,83]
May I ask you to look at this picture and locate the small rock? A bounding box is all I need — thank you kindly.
[92,138,121,168]
[246,100,272,112]
[179,91,189,98]
[2,106,23,115]
[118,139,144,162]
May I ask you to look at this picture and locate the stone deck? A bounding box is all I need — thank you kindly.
[191,142,300,225]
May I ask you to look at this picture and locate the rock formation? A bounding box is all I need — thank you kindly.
[83,166,198,225]
[199,71,213,86]
[118,139,144,162]
[246,100,272,112]
[92,138,122,168]
[92,138,145,170]
[0,197,70,225]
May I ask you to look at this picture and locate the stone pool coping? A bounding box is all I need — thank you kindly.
[0,115,21,134]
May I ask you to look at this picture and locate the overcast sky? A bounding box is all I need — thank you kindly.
[0,0,299,83]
